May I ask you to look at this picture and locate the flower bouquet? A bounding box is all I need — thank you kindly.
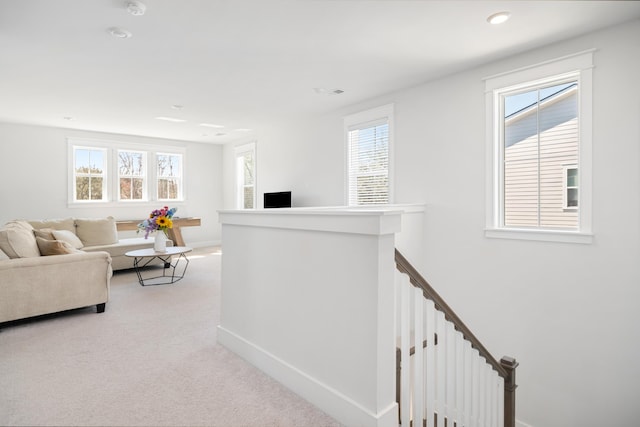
[138,206,177,239]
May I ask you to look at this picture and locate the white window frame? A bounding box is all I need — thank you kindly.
[344,103,394,206]
[234,142,256,209]
[117,149,148,202]
[563,165,578,210]
[71,145,109,203]
[156,152,184,202]
[67,138,186,207]
[484,50,594,244]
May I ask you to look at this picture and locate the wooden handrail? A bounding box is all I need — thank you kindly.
[395,249,507,377]
[395,249,518,427]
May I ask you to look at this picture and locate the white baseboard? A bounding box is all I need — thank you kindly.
[189,240,221,248]
[217,326,398,427]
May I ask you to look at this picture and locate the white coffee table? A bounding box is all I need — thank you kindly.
[125,246,192,286]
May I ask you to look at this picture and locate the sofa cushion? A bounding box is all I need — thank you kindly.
[28,218,76,234]
[35,237,79,256]
[52,229,84,249]
[0,221,41,259]
[75,217,118,246]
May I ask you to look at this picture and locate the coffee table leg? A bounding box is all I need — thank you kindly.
[135,253,190,286]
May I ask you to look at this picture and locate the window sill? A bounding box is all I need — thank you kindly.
[485,227,593,244]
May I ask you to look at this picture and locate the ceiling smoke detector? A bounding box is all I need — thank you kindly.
[127,1,146,16]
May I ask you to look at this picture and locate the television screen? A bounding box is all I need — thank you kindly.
[264,191,291,208]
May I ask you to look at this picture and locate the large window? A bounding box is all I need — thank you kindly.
[118,150,146,201]
[157,153,182,200]
[74,147,107,201]
[345,104,393,206]
[235,142,256,209]
[69,139,184,205]
[485,50,593,243]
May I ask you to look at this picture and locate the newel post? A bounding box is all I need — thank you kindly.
[500,356,519,427]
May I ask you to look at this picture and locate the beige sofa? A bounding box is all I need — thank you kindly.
[0,220,112,324]
[26,217,170,271]
[0,217,168,324]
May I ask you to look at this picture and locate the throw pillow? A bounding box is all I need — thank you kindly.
[33,228,56,240]
[0,221,41,259]
[51,229,84,249]
[35,237,78,256]
[75,217,118,246]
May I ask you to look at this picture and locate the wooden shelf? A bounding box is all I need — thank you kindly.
[116,217,201,247]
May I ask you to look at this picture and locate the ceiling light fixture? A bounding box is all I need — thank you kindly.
[313,88,345,96]
[126,1,146,16]
[155,116,186,123]
[107,27,132,38]
[200,123,224,128]
[487,11,510,25]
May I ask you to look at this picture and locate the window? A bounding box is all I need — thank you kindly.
[503,80,578,229]
[73,147,107,202]
[485,50,593,243]
[345,104,393,206]
[68,139,185,205]
[157,153,182,201]
[235,142,256,209]
[118,150,146,201]
[564,166,578,209]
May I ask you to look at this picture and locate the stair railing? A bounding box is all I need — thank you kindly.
[395,249,518,427]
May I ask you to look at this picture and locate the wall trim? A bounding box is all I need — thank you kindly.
[217,326,398,427]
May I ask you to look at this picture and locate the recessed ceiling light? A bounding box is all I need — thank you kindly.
[313,88,345,96]
[487,11,510,25]
[126,1,146,16]
[107,27,132,38]
[155,116,186,123]
[200,123,224,128]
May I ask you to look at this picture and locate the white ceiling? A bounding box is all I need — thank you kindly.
[1,0,639,144]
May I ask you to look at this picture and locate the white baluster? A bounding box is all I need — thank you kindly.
[413,287,425,427]
[435,311,446,427]
[471,349,480,427]
[445,322,456,425]
[425,300,436,427]
[398,273,411,427]
[455,330,464,426]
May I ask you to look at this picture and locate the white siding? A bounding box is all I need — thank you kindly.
[504,90,578,228]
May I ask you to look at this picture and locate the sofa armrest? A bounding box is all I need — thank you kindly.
[0,251,113,323]
[0,251,111,271]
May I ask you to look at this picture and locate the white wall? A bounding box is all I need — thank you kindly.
[218,208,401,426]
[223,20,640,427]
[0,122,223,246]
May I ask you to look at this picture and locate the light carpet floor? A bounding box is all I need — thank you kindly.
[0,247,342,427]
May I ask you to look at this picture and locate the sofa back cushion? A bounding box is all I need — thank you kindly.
[28,218,76,234]
[0,221,41,259]
[75,217,118,246]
